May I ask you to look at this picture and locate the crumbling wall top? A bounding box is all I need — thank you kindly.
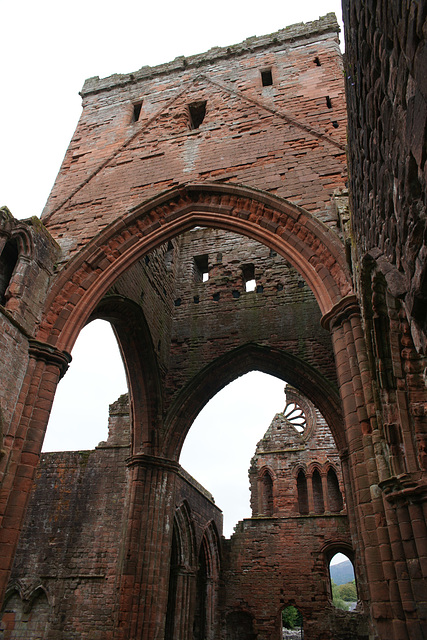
[80,13,340,97]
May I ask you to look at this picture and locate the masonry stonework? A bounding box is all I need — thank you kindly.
[0,6,426,640]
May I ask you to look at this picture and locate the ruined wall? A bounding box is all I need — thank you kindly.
[0,209,59,432]
[165,227,336,412]
[343,7,427,637]
[344,0,427,355]
[41,15,347,260]
[222,388,367,640]
[1,396,222,640]
[1,396,132,639]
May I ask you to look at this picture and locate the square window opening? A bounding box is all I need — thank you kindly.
[188,101,207,129]
[194,254,209,282]
[261,69,273,87]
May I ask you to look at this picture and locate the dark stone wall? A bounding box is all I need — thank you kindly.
[166,228,337,415]
[1,396,222,639]
[344,0,427,354]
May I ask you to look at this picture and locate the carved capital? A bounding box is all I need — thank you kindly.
[126,453,180,473]
[320,294,360,331]
[28,339,72,379]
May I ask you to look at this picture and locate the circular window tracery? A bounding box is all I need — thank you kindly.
[283,402,307,432]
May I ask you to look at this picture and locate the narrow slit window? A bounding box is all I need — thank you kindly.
[242,263,256,292]
[297,470,309,515]
[312,469,324,514]
[188,101,207,129]
[194,254,209,282]
[261,68,273,87]
[260,471,274,516]
[327,468,344,513]
[314,57,321,66]
[326,96,332,109]
[132,101,143,123]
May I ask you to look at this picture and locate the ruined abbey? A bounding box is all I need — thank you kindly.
[0,3,426,639]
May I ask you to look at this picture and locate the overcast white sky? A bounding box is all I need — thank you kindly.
[1,1,345,538]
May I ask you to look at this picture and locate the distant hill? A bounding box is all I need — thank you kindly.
[330,559,355,585]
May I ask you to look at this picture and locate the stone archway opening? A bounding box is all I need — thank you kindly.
[328,551,358,611]
[281,605,303,639]
[180,371,286,537]
[42,319,128,452]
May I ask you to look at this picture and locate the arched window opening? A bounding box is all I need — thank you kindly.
[226,610,256,640]
[193,539,209,640]
[327,468,343,512]
[0,237,19,305]
[193,523,220,639]
[180,371,286,537]
[260,470,274,516]
[282,605,303,639]
[165,525,180,640]
[328,552,358,611]
[43,319,128,452]
[296,470,309,515]
[312,469,324,514]
[0,588,50,638]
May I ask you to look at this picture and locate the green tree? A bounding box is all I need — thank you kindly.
[331,580,349,611]
[282,606,302,629]
[339,580,357,602]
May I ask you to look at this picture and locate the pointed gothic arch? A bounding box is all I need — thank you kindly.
[259,467,275,516]
[164,343,344,460]
[37,183,353,354]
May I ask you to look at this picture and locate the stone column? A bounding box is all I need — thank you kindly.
[0,339,70,604]
[322,296,409,639]
[114,454,179,640]
[306,474,315,514]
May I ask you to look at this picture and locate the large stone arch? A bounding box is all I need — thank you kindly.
[163,343,345,461]
[38,183,353,353]
[87,296,163,452]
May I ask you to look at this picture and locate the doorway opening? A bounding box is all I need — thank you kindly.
[282,605,303,639]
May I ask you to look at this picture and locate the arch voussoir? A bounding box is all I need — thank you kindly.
[38,183,353,352]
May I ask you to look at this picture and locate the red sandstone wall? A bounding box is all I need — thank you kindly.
[223,388,366,640]
[41,16,347,260]
[165,228,337,411]
[221,515,367,640]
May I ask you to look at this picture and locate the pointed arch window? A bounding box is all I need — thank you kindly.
[297,469,309,515]
[327,467,343,512]
[312,469,324,514]
[260,470,274,516]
